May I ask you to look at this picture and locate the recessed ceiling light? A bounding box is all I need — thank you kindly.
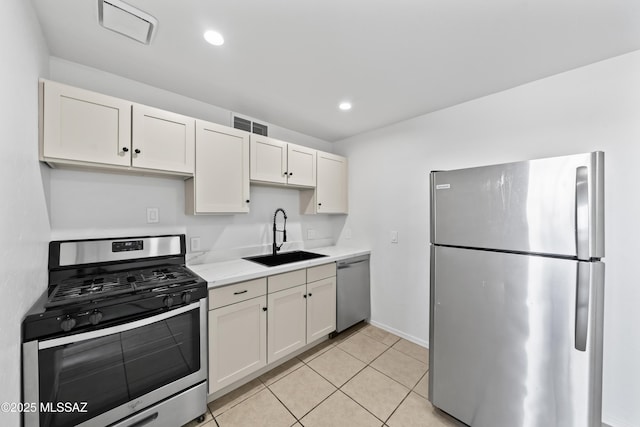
[339,102,352,111]
[204,30,224,46]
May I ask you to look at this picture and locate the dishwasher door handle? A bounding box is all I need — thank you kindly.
[338,259,369,269]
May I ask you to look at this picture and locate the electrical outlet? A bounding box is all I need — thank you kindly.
[190,237,201,252]
[146,207,159,224]
[391,231,398,243]
[307,229,316,239]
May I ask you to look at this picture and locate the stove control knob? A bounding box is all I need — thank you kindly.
[182,292,192,304]
[163,296,174,308]
[60,316,76,332]
[89,311,103,325]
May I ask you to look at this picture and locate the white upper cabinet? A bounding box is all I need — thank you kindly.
[41,79,131,167]
[186,121,250,214]
[40,79,194,177]
[287,144,316,187]
[250,135,287,184]
[131,104,195,174]
[302,152,348,214]
[250,135,316,187]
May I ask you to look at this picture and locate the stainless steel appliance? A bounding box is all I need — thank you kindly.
[22,235,208,427]
[429,152,604,427]
[336,255,371,333]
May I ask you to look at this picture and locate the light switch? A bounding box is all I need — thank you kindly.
[307,229,316,239]
[391,231,398,243]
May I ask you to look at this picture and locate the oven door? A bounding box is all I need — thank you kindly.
[23,300,207,427]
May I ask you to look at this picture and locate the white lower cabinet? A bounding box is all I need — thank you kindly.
[208,263,336,395]
[208,280,267,394]
[306,276,337,342]
[267,264,337,363]
[267,285,307,363]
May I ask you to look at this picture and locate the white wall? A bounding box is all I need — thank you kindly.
[47,60,338,259]
[334,50,640,427]
[49,57,333,152]
[0,0,50,424]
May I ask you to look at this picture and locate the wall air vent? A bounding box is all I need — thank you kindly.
[232,114,269,136]
[98,0,158,45]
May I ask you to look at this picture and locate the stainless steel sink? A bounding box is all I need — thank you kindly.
[243,250,327,267]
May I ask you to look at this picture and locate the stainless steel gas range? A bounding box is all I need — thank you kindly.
[22,235,208,427]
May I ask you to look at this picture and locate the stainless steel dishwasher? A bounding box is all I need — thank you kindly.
[336,254,371,333]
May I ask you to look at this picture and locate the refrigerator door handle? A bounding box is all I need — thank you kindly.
[575,262,590,351]
[575,166,590,260]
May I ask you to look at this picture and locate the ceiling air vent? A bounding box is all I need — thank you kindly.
[98,0,158,45]
[233,114,269,136]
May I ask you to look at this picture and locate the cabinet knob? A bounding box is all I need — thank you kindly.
[303,294,307,299]
[283,171,288,177]
[288,172,293,176]
[121,147,129,153]
[134,148,141,154]
[262,307,267,312]
[246,199,250,203]
[318,203,322,206]
[308,293,312,297]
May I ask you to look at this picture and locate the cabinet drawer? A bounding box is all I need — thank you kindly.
[209,278,267,310]
[307,262,336,282]
[268,269,306,293]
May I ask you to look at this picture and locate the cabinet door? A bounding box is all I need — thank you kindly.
[208,296,267,394]
[41,80,131,167]
[188,121,250,214]
[306,276,337,342]
[250,135,287,184]
[316,152,348,213]
[267,284,307,363]
[131,104,195,174]
[287,144,316,187]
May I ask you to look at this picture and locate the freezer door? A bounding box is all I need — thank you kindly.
[429,246,604,427]
[431,151,604,259]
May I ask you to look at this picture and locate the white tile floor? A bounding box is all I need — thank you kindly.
[184,322,463,427]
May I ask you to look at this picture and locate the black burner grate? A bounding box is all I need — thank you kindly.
[45,265,198,308]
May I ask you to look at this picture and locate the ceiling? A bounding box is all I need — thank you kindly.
[30,0,640,142]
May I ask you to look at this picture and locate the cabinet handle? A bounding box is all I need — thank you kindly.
[233,290,248,295]
[134,148,141,154]
[121,147,129,153]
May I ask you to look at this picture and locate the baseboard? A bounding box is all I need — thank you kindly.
[368,319,429,349]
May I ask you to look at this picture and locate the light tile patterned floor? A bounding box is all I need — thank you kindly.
[184,323,462,427]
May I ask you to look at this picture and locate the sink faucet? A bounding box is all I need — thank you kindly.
[272,208,288,256]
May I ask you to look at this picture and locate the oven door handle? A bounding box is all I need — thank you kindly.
[39,301,202,350]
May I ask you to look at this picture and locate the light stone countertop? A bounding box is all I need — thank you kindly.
[187,246,370,289]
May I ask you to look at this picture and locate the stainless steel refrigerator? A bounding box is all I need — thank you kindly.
[429,152,604,427]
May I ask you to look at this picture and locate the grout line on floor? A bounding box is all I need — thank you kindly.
[265,384,303,424]
[382,386,412,425]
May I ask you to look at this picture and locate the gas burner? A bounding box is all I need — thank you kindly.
[46,275,133,308]
[44,265,201,308]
